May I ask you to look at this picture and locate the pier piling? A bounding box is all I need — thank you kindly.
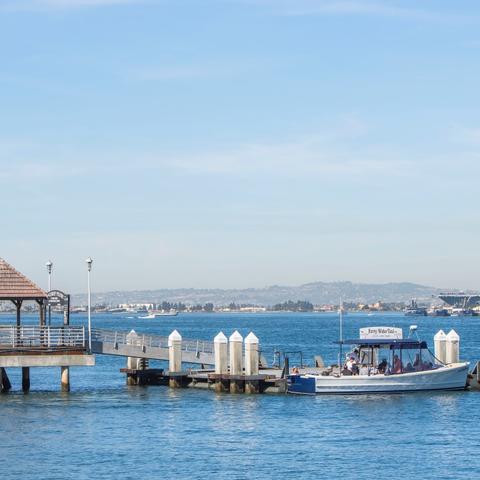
[22,367,30,393]
[214,332,229,392]
[245,332,260,394]
[1,367,11,393]
[434,330,447,364]
[446,330,460,364]
[168,330,183,388]
[229,331,243,393]
[126,330,140,385]
[61,366,70,392]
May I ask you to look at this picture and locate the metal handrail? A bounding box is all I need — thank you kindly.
[91,328,214,354]
[0,326,87,351]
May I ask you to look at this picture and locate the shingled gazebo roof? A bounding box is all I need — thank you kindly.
[0,258,47,301]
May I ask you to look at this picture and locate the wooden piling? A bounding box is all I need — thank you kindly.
[61,366,70,392]
[1,367,11,393]
[22,367,30,393]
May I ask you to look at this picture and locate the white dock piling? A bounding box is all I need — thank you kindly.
[434,330,447,364]
[245,332,260,394]
[126,330,140,384]
[229,330,243,393]
[245,332,259,376]
[214,332,228,374]
[445,329,460,364]
[214,332,228,392]
[168,330,182,387]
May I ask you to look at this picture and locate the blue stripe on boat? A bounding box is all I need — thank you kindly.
[287,375,316,395]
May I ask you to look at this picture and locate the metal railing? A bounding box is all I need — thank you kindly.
[0,326,86,352]
[91,329,214,355]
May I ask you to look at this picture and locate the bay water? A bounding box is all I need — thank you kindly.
[1,312,480,479]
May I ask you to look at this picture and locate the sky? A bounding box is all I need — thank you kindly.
[1,0,479,293]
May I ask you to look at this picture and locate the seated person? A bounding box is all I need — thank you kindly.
[349,349,360,363]
[377,358,388,374]
[404,362,414,372]
[393,355,403,374]
[346,356,359,375]
[413,354,422,371]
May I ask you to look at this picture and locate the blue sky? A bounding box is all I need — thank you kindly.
[1,0,479,293]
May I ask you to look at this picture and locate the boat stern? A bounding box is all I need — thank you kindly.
[287,374,316,395]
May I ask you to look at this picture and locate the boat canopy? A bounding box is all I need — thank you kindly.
[335,339,427,349]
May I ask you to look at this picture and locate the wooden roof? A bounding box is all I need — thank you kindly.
[0,258,47,300]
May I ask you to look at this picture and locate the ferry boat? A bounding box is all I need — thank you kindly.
[288,327,469,395]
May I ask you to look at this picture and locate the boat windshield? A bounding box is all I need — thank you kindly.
[341,340,441,376]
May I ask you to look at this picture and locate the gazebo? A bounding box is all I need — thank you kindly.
[0,257,47,325]
[0,257,94,393]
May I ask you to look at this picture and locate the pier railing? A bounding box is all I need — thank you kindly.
[91,329,214,355]
[0,326,86,353]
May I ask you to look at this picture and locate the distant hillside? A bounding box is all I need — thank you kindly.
[72,281,441,306]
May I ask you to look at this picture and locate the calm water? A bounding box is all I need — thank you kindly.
[1,312,480,479]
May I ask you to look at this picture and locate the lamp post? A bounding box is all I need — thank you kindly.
[46,260,53,291]
[86,257,93,353]
[46,261,53,325]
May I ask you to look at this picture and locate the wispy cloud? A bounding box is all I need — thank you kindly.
[161,120,414,178]
[132,63,241,82]
[450,124,480,145]
[0,0,145,12]
[240,0,476,22]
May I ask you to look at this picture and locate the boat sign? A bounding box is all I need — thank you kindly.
[360,327,403,340]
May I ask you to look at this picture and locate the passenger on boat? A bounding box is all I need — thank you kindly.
[346,357,359,375]
[413,354,422,371]
[378,358,388,374]
[404,362,414,373]
[393,355,402,374]
[350,349,360,363]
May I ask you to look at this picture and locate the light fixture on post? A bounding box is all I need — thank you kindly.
[86,257,93,353]
[46,260,53,325]
[46,260,53,291]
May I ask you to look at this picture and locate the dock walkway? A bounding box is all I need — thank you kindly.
[91,328,215,365]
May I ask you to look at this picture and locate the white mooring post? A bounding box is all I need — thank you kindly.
[434,330,447,364]
[245,332,259,376]
[214,332,228,374]
[214,332,228,393]
[168,330,182,388]
[126,330,139,384]
[445,329,460,364]
[245,332,260,394]
[229,330,243,393]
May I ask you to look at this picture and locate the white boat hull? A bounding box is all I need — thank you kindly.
[288,363,469,395]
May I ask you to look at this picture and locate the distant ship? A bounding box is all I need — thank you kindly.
[138,309,178,319]
[404,299,427,316]
[427,307,450,317]
[450,308,478,317]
